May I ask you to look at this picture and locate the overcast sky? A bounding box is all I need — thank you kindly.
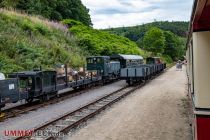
[81,0,194,29]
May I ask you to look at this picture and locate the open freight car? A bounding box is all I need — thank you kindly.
[0,54,165,118]
[120,57,165,85]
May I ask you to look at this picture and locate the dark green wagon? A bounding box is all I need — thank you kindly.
[9,71,57,102]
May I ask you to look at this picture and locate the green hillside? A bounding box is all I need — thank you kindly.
[105,21,189,42]
[0,8,187,74]
[0,10,86,73]
[63,19,144,56]
[105,21,188,61]
[0,10,144,73]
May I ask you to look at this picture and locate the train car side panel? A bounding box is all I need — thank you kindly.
[0,79,19,107]
[193,31,210,109]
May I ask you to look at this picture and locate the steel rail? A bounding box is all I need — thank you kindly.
[14,69,168,140]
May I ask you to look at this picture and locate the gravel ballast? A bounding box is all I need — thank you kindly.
[0,80,126,139]
[68,66,192,140]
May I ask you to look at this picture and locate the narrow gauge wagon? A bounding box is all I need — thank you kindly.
[120,56,165,85]
[146,57,166,74]
[8,71,57,102]
[110,54,144,68]
[0,78,19,108]
[0,54,165,117]
[0,69,101,110]
[86,56,121,81]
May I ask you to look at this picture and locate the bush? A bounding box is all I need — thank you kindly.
[64,20,144,56]
[0,10,86,73]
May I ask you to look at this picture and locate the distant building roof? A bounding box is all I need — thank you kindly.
[111,54,143,60]
[87,56,110,59]
[10,71,56,77]
[11,71,42,76]
[147,57,160,59]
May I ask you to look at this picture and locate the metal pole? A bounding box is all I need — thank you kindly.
[65,65,68,87]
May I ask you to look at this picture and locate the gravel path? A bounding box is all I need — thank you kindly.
[0,81,126,140]
[68,66,192,140]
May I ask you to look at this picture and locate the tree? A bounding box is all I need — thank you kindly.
[163,31,186,60]
[176,37,186,60]
[143,27,165,55]
[163,31,178,60]
[0,0,92,26]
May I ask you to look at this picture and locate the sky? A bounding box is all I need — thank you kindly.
[81,0,194,29]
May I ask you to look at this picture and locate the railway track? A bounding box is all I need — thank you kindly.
[14,70,168,140]
[15,82,146,140]
[0,81,106,121]
[8,69,167,140]
[1,66,171,121]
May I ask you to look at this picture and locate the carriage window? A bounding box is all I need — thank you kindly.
[19,78,27,88]
[146,58,154,64]
[19,77,33,91]
[87,58,93,64]
[97,58,102,63]
[28,78,32,86]
[126,60,130,66]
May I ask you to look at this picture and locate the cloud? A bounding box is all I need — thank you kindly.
[81,0,193,29]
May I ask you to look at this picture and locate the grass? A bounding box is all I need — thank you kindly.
[0,9,173,74]
[0,9,86,73]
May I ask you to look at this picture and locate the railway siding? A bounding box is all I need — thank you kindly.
[0,81,126,140]
[68,66,192,140]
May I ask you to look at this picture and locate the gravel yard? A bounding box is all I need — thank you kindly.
[68,66,192,140]
[0,80,126,140]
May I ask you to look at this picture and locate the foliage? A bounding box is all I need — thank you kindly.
[161,55,173,64]
[163,31,185,60]
[0,0,92,26]
[105,21,188,41]
[63,19,144,56]
[0,10,146,73]
[143,27,165,55]
[176,37,186,60]
[0,10,86,73]
[105,21,188,61]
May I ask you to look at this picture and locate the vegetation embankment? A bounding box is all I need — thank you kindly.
[0,0,189,73]
[0,10,144,73]
[0,9,86,73]
[105,21,189,62]
[63,19,144,56]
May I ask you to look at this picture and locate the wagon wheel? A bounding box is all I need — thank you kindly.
[0,112,5,121]
[26,98,34,103]
[127,80,132,86]
[73,87,79,90]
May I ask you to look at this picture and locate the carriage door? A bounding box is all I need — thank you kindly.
[105,58,110,77]
[35,76,42,96]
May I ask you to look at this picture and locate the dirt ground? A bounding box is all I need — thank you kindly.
[68,66,192,140]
